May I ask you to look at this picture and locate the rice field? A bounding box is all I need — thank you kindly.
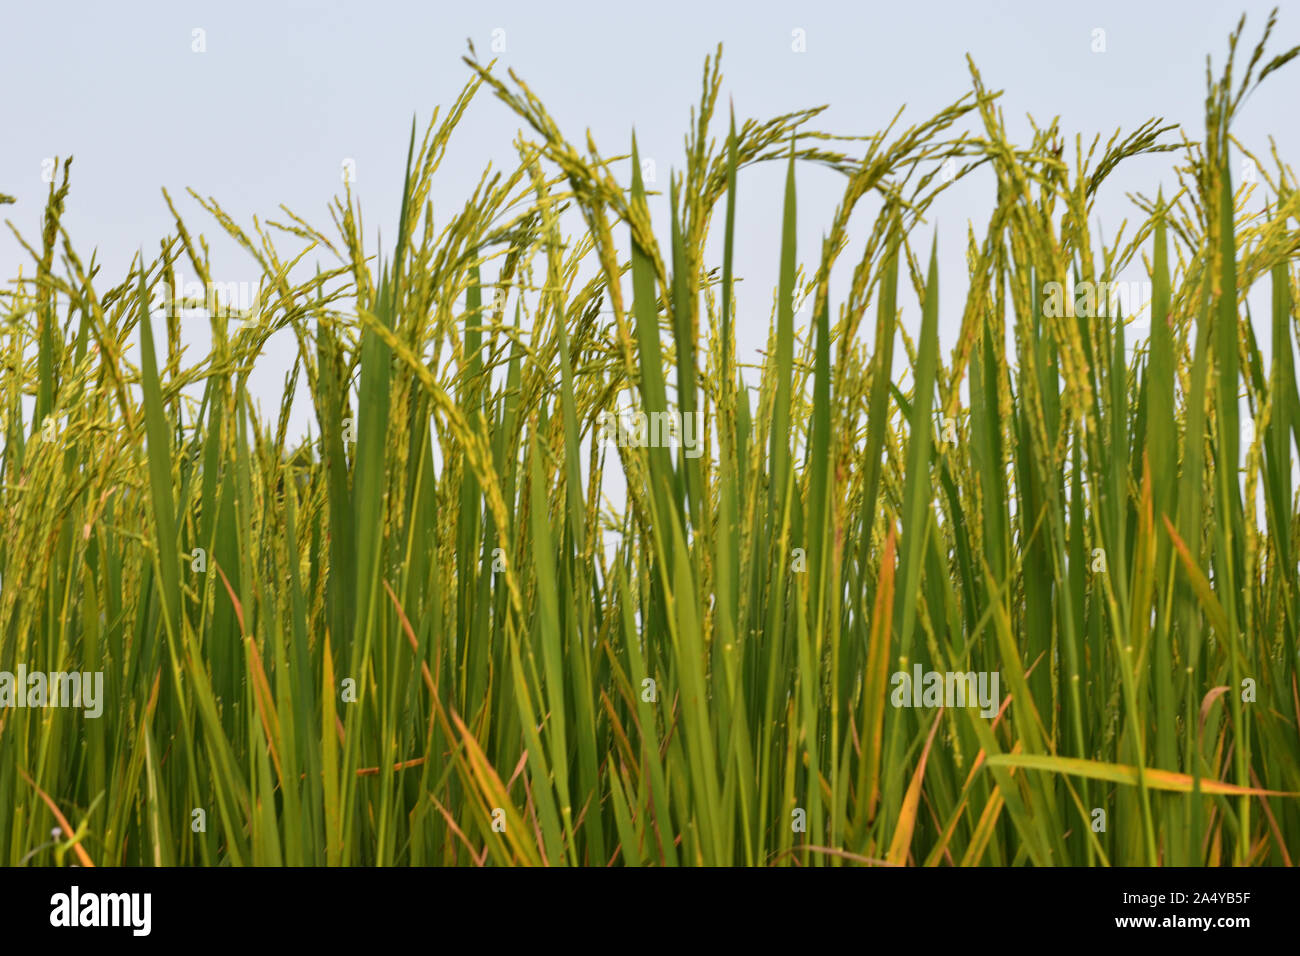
[2,13,1300,867]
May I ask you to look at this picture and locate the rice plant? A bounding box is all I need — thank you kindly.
[2,12,1299,867]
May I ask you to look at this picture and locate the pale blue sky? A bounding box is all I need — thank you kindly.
[3,0,1297,436]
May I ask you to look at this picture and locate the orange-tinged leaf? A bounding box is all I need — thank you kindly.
[887,709,943,865]
[986,753,1299,797]
[1162,515,1230,638]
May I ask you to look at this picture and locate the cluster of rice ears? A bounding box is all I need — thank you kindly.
[3,14,1300,866]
